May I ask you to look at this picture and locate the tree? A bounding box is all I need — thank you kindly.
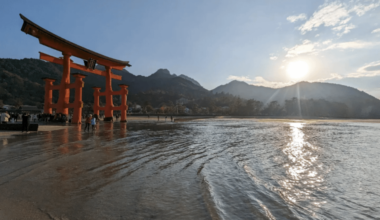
[146,105,154,113]
[14,98,23,109]
[263,101,283,116]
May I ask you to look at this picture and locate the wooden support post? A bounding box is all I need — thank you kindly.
[104,66,114,120]
[56,52,71,115]
[119,84,129,122]
[42,78,56,114]
[72,74,86,124]
[93,87,101,117]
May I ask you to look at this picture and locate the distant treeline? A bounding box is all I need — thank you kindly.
[141,92,380,118]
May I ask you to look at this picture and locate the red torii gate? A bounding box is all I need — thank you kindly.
[19,14,131,123]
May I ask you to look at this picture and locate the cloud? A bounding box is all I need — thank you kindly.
[287,13,307,23]
[270,56,278,60]
[250,76,293,88]
[227,75,252,82]
[349,60,380,77]
[372,28,380,33]
[284,40,379,57]
[297,1,380,36]
[285,40,319,57]
[349,2,380,16]
[312,73,344,82]
[322,40,332,45]
[299,2,350,34]
[324,40,378,50]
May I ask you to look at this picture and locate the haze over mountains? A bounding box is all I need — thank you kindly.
[1,58,380,118]
[212,80,380,107]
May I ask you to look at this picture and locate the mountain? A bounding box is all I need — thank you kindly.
[212,80,276,101]
[2,57,380,118]
[212,80,380,117]
[178,74,202,87]
[0,58,209,107]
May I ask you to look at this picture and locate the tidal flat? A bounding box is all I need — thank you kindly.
[0,118,379,219]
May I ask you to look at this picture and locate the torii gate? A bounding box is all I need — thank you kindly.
[19,14,131,123]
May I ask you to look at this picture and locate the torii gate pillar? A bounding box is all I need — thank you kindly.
[56,52,71,115]
[105,66,114,119]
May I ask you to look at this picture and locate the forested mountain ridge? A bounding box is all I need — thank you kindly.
[1,58,380,118]
[0,58,209,107]
[212,80,380,118]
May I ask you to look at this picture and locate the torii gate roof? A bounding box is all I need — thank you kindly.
[20,14,131,70]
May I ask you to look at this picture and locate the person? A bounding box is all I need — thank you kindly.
[84,114,91,132]
[22,113,30,133]
[171,115,173,122]
[157,115,159,121]
[10,117,15,123]
[33,114,38,122]
[1,111,10,124]
[91,115,96,131]
[165,116,167,121]
[68,114,72,124]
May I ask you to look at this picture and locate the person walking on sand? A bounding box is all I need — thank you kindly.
[1,111,10,124]
[91,115,96,131]
[84,114,91,132]
[22,113,30,133]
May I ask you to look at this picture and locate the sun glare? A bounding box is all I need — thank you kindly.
[287,61,309,79]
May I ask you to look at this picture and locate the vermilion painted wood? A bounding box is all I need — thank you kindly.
[21,14,130,123]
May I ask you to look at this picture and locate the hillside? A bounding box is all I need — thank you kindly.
[0,58,209,107]
[212,80,380,117]
[2,58,380,118]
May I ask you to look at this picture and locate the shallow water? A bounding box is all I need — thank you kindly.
[0,119,379,219]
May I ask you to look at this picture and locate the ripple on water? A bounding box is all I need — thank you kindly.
[0,119,379,219]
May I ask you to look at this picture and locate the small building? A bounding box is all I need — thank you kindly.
[2,105,14,110]
[184,107,191,114]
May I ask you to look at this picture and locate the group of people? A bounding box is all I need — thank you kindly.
[84,114,97,132]
[0,111,34,132]
[154,115,174,122]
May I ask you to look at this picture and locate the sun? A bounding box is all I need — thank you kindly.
[287,61,309,79]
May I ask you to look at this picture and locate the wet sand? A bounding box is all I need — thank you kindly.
[0,125,67,137]
[0,118,380,219]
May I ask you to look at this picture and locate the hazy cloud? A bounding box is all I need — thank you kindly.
[325,40,378,50]
[312,73,344,82]
[285,40,379,57]
[285,40,318,57]
[227,75,252,82]
[349,60,380,77]
[287,13,307,23]
[270,56,278,60]
[250,76,293,88]
[372,28,380,33]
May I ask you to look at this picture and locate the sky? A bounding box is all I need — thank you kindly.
[1,0,380,98]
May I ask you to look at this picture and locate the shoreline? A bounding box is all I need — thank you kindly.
[1,116,380,138]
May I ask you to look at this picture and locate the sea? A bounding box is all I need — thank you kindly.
[0,118,379,219]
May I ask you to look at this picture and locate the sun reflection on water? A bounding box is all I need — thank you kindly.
[279,122,326,208]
